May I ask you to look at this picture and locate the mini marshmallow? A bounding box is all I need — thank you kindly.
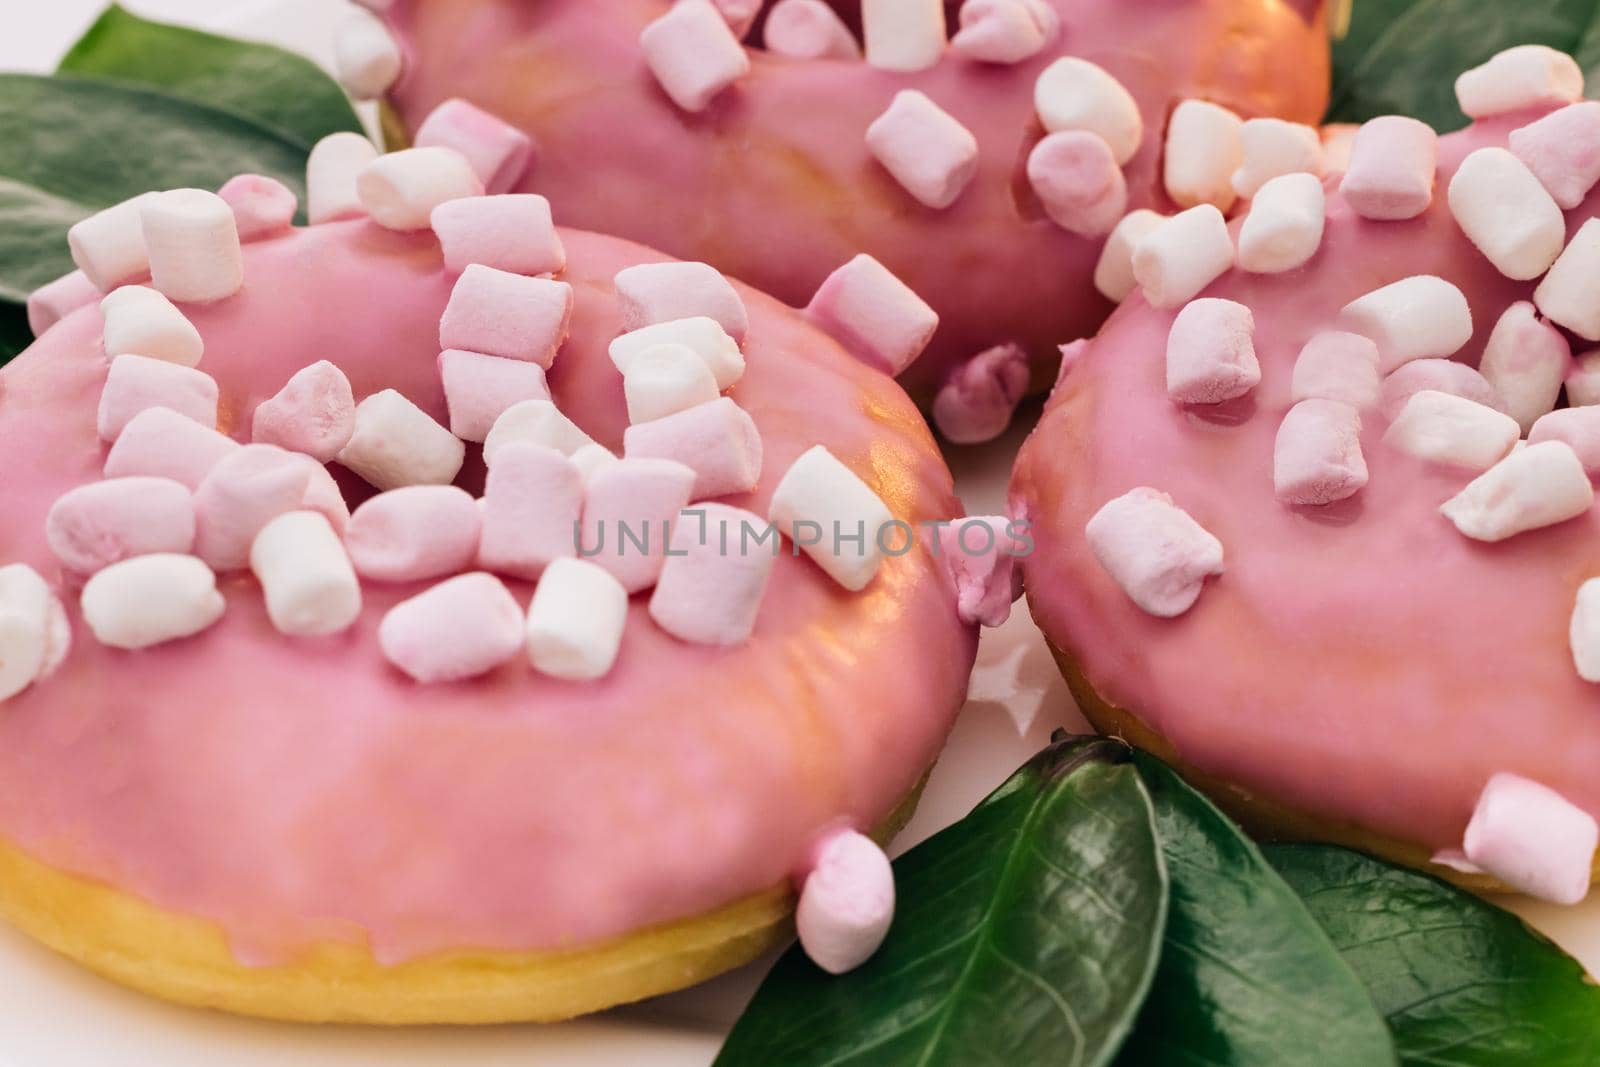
[192,444,314,572]
[1460,773,1596,904]
[1535,219,1600,341]
[334,9,401,100]
[337,389,465,490]
[99,285,203,367]
[1568,351,1600,407]
[1573,579,1600,682]
[28,270,100,336]
[0,565,67,702]
[415,99,536,195]
[1340,275,1473,374]
[1274,399,1368,506]
[46,477,195,575]
[1456,45,1584,120]
[1085,488,1223,618]
[1338,116,1438,221]
[711,0,760,38]
[623,396,763,499]
[250,511,362,637]
[623,343,721,424]
[358,147,484,232]
[140,189,244,304]
[251,360,357,462]
[1290,332,1381,410]
[299,462,351,534]
[80,554,224,650]
[439,265,572,366]
[580,458,697,593]
[1508,102,1600,209]
[67,192,158,292]
[1033,58,1142,166]
[1447,148,1565,281]
[614,261,749,342]
[648,503,776,644]
[805,255,938,375]
[764,0,860,60]
[1093,210,1165,303]
[1131,205,1234,310]
[769,445,893,591]
[1231,118,1322,200]
[97,354,218,442]
[347,485,482,583]
[931,342,1030,444]
[1164,99,1244,212]
[1442,440,1593,541]
[1237,172,1326,274]
[438,349,550,443]
[640,0,751,111]
[526,558,629,681]
[571,443,622,484]
[610,316,745,390]
[795,830,895,975]
[431,194,565,277]
[1026,131,1128,238]
[935,515,1024,627]
[478,443,584,580]
[379,572,525,683]
[1380,358,1502,420]
[1384,390,1520,471]
[1530,408,1600,473]
[307,132,380,224]
[217,174,297,241]
[1478,301,1570,432]
[1165,298,1259,405]
[104,406,239,490]
[950,0,1058,64]
[482,398,595,465]
[862,0,945,72]
[866,90,979,210]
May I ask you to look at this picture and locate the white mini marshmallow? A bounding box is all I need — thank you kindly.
[1165,298,1259,405]
[140,189,243,304]
[1508,102,1600,209]
[624,342,721,424]
[1572,579,1600,682]
[640,0,751,112]
[1339,116,1438,221]
[67,192,158,292]
[1531,407,1600,474]
[1231,118,1322,199]
[1447,147,1565,281]
[610,316,745,390]
[795,829,896,975]
[649,503,776,645]
[623,396,763,499]
[103,406,240,490]
[481,398,595,465]
[769,445,894,592]
[217,174,297,241]
[250,511,362,637]
[1274,399,1368,506]
[1290,332,1381,410]
[439,265,573,367]
[950,0,1058,64]
[415,99,536,196]
[1456,45,1584,120]
[1237,172,1326,274]
[804,255,939,375]
[1478,301,1571,432]
[478,443,584,580]
[337,389,465,490]
[614,261,748,343]
[580,458,696,593]
[1085,488,1223,618]
[1340,275,1473,374]
[1384,390,1520,471]
[862,0,946,72]
[97,354,219,442]
[100,285,203,367]
[26,270,99,336]
[1033,57,1142,166]
[438,349,550,443]
[80,554,224,650]
[1132,205,1234,310]
[1460,773,1596,905]
[1570,351,1600,407]
[251,360,357,462]
[1026,130,1128,238]
[571,443,622,484]
[764,0,860,60]
[1164,100,1244,212]
[1380,358,1503,420]
[1093,210,1165,303]
[307,132,380,224]
[192,444,314,572]
[379,572,525,683]
[866,90,979,210]
[46,477,195,575]
[1535,219,1600,342]
[334,8,402,100]
[432,194,565,277]
[346,485,482,583]
[1441,440,1593,542]
[0,565,68,702]
[358,147,484,232]
[526,558,629,682]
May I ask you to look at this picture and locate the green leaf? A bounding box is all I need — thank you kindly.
[1328,0,1600,131]
[715,736,1168,1067]
[1116,756,1398,1067]
[58,4,362,152]
[1268,844,1600,1067]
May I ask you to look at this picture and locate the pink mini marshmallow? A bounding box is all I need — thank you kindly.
[935,515,1025,627]
[1477,301,1570,432]
[300,461,351,534]
[347,485,483,583]
[104,406,240,491]
[614,261,749,343]
[805,254,938,376]
[1026,130,1128,239]
[648,502,777,645]
[931,342,1030,444]
[478,442,584,580]
[1166,298,1259,405]
[431,194,565,277]
[251,360,357,462]
[1458,773,1596,904]
[622,396,763,499]
[438,348,550,443]
[795,829,896,975]
[192,444,315,572]
[414,99,536,195]
[640,0,751,113]
[1508,102,1600,210]
[1380,358,1502,420]
[579,457,698,593]
[1339,116,1438,221]
[379,572,525,684]
[1290,332,1381,410]
[26,270,99,337]
[217,174,297,241]
[951,0,1058,64]
[439,264,573,367]
[1529,407,1600,474]
[97,355,218,442]
[711,0,760,38]
[1086,488,1224,618]
[1274,399,1368,506]
[46,477,195,575]
[866,90,980,211]
[1456,45,1584,120]
[764,0,860,60]
[1568,350,1600,407]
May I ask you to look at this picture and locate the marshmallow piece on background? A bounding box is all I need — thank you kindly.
[526,558,629,681]
[1460,773,1596,904]
[439,349,550,443]
[482,398,595,465]
[1447,147,1565,281]
[104,406,240,490]
[1033,57,1142,166]
[1477,301,1570,432]
[46,477,195,575]
[478,443,584,580]
[1165,298,1259,405]
[1131,205,1234,310]
[1231,118,1322,199]
[27,270,100,337]
[1535,219,1600,341]
[333,8,402,99]
[1237,172,1326,274]
[951,0,1058,64]
[67,192,158,292]
[1441,440,1593,541]
[1508,102,1600,209]
[1570,351,1600,406]
[217,174,296,241]
[1339,275,1473,374]
[97,354,219,442]
[805,254,939,376]
[307,132,380,224]
[432,195,566,277]
[415,99,536,195]
[1093,210,1165,303]
[337,389,465,490]
[192,444,315,572]
[358,147,485,232]
[623,343,721,425]
[439,265,572,366]
[580,458,697,593]
[795,830,896,975]
[769,445,894,592]
[1573,579,1600,681]
[141,189,244,304]
[640,0,752,111]
[379,572,525,683]
[346,485,482,583]
[0,565,68,702]
[614,261,749,342]
[1290,332,1381,410]
[764,0,860,60]
[624,396,763,499]
[862,0,945,72]
[610,316,745,390]
[1274,399,1367,506]
[1530,407,1600,474]
[935,515,1024,627]
[866,90,980,210]
[1026,130,1128,238]
[648,503,777,645]
[1338,116,1438,221]
[1455,45,1584,119]
[1380,358,1502,419]
[100,285,203,367]
[250,511,362,637]
[571,443,621,484]
[1163,99,1244,212]
[1086,488,1223,618]
[80,554,224,650]
[931,341,1030,445]
[1384,390,1520,471]
[251,360,357,462]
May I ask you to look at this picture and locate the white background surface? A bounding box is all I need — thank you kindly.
[3,3,1598,1064]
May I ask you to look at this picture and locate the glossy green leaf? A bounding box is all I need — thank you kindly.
[1268,844,1600,1067]
[715,736,1168,1067]
[1116,756,1397,1067]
